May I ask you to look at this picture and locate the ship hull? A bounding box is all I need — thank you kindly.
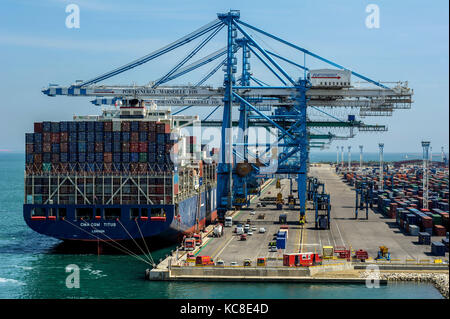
[23,187,217,243]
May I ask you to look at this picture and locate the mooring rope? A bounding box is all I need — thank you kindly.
[62,218,152,265]
[134,219,156,266]
[116,218,154,265]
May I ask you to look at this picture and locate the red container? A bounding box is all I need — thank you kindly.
[174,183,179,194]
[421,216,433,228]
[43,143,51,153]
[60,142,68,153]
[60,132,68,143]
[51,153,59,163]
[139,121,148,131]
[104,152,112,163]
[34,154,42,163]
[138,142,147,152]
[122,142,130,152]
[434,225,446,236]
[121,121,130,131]
[104,121,112,132]
[34,122,43,133]
[148,121,156,132]
[130,142,139,153]
[51,133,60,143]
[95,142,103,152]
[130,132,139,142]
[156,122,170,133]
[26,144,34,153]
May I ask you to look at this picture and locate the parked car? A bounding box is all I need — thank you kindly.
[269,246,277,252]
[247,230,253,236]
[230,261,238,267]
[215,260,225,267]
[240,234,247,241]
[250,211,256,215]
[252,226,257,231]
[259,227,266,233]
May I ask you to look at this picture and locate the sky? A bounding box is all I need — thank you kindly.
[0,0,448,153]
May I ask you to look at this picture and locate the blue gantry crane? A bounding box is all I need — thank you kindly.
[41,10,413,224]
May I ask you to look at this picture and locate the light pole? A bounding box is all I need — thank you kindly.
[422,141,430,210]
[378,143,384,191]
[341,146,344,170]
[359,145,363,171]
[348,146,351,171]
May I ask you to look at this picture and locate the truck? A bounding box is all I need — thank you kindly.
[183,238,196,251]
[224,216,233,227]
[213,224,223,237]
[283,253,322,267]
[193,233,202,246]
[195,255,215,266]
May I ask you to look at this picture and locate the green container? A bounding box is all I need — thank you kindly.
[42,163,52,172]
[431,214,442,226]
[139,153,147,163]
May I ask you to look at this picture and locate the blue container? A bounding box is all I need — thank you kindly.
[157,144,165,153]
[113,153,121,163]
[113,142,121,152]
[87,142,95,153]
[42,153,51,163]
[34,143,42,153]
[69,132,77,142]
[405,214,417,225]
[104,142,112,152]
[69,152,77,162]
[113,132,121,142]
[157,134,165,144]
[69,122,77,132]
[86,163,96,172]
[139,132,148,142]
[51,122,60,133]
[148,142,156,152]
[122,132,130,142]
[51,143,60,153]
[34,133,42,143]
[104,132,112,143]
[122,152,130,163]
[86,132,94,142]
[86,121,95,132]
[59,122,68,132]
[276,237,286,249]
[60,153,68,163]
[424,227,433,235]
[25,133,34,143]
[131,121,139,132]
[77,121,86,132]
[78,152,86,163]
[95,132,103,142]
[86,153,95,163]
[95,153,103,163]
[95,122,104,132]
[348,115,356,122]
[26,154,34,164]
[431,242,445,256]
[147,152,156,162]
[418,232,431,245]
[78,132,86,142]
[78,142,87,153]
[42,122,52,132]
[442,238,449,252]
[69,143,77,153]
[130,152,139,162]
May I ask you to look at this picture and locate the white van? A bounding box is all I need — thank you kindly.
[225,216,233,227]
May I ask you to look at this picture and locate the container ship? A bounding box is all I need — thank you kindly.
[23,99,218,243]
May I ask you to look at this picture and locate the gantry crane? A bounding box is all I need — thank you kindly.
[41,10,413,223]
